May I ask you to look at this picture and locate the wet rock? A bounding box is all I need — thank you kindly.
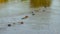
[8,24,11,27]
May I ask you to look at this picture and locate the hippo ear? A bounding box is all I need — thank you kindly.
[0,0,8,4]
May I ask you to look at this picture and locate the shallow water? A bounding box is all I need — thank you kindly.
[0,0,60,34]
